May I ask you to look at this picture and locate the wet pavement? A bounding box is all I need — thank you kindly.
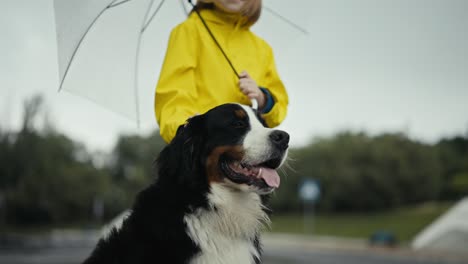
[1,231,466,264]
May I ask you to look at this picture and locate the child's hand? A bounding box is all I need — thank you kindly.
[238,70,266,109]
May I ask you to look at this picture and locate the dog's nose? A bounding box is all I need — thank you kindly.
[269,130,289,150]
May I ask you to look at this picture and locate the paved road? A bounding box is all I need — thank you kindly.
[0,232,466,264]
[0,247,91,264]
[262,233,468,264]
[1,245,466,264]
[263,247,466,264]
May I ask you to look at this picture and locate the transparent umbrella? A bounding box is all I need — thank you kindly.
[53,0,308,126]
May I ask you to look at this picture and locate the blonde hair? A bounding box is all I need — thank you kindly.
[195,0,262,27]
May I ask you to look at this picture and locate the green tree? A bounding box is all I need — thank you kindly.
[272,132,443,213]
[437,136,468,199]
[0,95,113,226]
[105,131,166,216]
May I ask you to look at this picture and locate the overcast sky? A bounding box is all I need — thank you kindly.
[1,0,468,152]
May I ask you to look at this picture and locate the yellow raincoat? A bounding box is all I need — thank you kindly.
[155,8,289,143]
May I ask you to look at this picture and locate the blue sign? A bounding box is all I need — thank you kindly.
[299,179,320,202]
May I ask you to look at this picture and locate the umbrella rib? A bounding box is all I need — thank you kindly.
[133,0,160,127]
[134,41,142,127]
[108,0,132,9]
[263,5,309,35]
[180,0,189,16]
[57,2,118,92]
[142,0,166,33]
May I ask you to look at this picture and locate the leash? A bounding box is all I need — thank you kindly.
[187,0,258,111]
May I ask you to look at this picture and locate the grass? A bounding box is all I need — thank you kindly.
[0,202,453,243]
[269,202,453,242]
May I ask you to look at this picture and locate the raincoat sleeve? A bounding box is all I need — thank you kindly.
[260,44,289,128]
[154,24,198,143]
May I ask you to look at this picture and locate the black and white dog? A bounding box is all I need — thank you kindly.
[83,103,289,264]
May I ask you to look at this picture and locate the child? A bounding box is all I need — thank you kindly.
[155,0,288,143]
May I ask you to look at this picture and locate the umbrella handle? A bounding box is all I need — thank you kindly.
[251,98,258,111]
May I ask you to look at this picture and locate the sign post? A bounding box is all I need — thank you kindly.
[298,178,320,235]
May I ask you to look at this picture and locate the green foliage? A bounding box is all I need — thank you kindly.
[1,127,109,225]
[450,172,468,195]
[105,131,166,215]
[272,132,446,212]
[436,136,468,199]
[1,94,467,229]
[0,95,165,227]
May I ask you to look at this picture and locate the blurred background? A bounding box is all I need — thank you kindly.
[1,0,468,263]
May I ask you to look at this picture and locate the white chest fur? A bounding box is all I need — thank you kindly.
[184,183,269,264]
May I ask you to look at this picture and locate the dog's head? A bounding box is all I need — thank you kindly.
[158,103,289,195]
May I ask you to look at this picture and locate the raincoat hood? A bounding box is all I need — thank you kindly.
[195,8,250,29]
[155,6,288,143]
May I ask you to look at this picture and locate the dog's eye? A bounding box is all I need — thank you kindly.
[232,120,246,128]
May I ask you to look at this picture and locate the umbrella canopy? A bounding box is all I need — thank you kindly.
[53,0,308,126]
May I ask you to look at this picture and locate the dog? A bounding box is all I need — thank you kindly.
[83,103,289,264]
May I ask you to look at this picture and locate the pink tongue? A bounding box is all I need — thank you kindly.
[259,167,280,188]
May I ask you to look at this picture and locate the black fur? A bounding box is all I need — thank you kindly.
[83,104,282,264]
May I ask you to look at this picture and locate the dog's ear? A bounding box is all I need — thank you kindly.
[157,115,205,185]
[179,115,205,170]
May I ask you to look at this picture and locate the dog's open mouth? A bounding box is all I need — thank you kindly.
[220,157,281,190]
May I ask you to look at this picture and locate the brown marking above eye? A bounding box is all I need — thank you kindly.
[206,145,244,183]
[234,109,247,119]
